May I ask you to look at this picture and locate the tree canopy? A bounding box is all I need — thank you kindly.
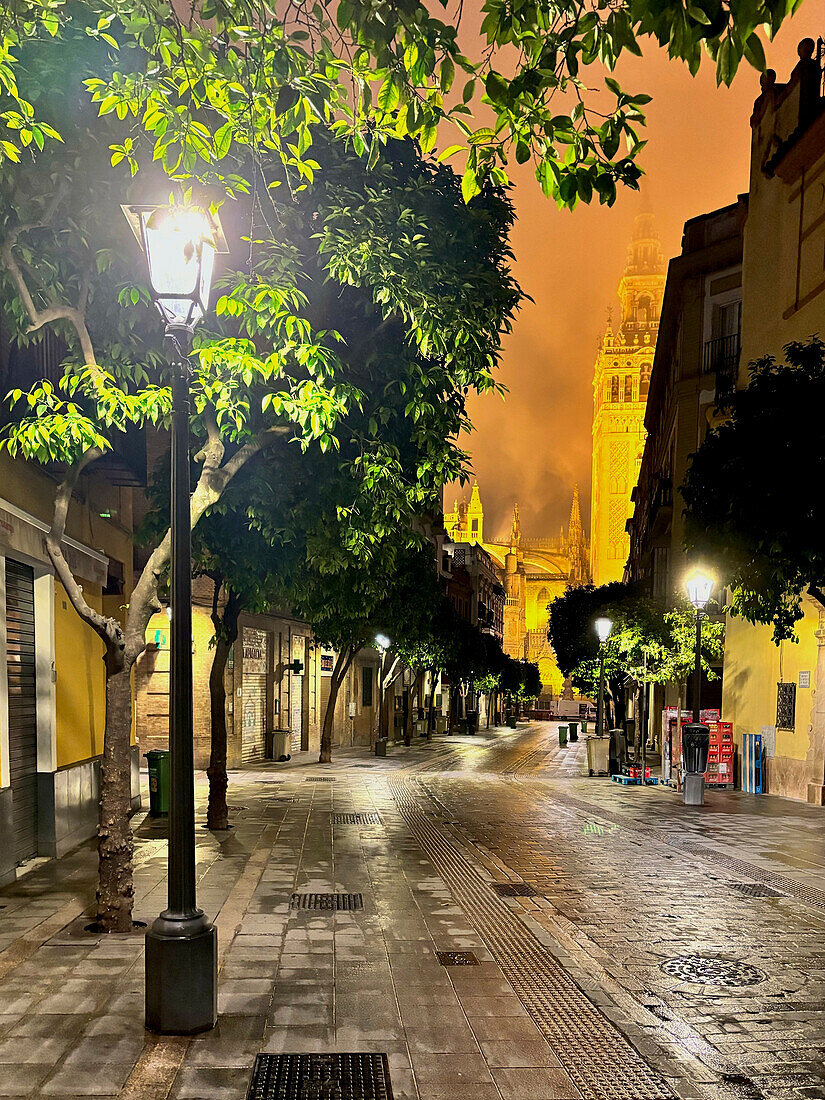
[682,337,825,642]
[1,0,801,213]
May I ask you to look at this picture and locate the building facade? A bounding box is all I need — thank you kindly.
[590,215,665,585]
[445,482,589,693]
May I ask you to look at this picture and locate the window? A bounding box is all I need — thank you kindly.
[471,518,478,533]
[610,376,619,402]
[776,682,796,731]
[362,666,373,708]
[640,368,650,398]
[624,376,633,402]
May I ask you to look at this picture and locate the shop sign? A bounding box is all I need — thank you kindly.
[243,628,268,674]
[320,652,334,675]
[799,670,811,689]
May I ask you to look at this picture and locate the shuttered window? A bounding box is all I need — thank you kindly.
[5,559,38,863]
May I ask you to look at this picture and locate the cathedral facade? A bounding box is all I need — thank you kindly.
[445,484,589,694]
[590,214,665,585]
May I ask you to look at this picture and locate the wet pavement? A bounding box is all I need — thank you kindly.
[1,723,825,1099]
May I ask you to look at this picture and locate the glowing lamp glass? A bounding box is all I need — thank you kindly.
[594,617,612,644]
[686,571,714,610]
[375,633,391,651]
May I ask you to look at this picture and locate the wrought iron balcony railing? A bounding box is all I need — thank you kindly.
[702,332,740,404]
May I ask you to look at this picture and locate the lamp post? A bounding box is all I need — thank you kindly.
[685,570,715,722]
[123,203,227,1035]
[683,569,715,807]
[594,617,612,737]
[376,633,391,752]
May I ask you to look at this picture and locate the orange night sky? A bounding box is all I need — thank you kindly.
[453,5,824,544]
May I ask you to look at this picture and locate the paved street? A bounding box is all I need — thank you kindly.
[2,723,825,1100]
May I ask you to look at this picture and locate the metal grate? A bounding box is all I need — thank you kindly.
[247,1053,393,1100]
[306,777,335,782]
[437,950,479,966]
[491,882,541,898]
[332,813,382,825]
[728,882,785,898]
[776,681,796,731]
[660,954,765,987]
[289,892,363,911]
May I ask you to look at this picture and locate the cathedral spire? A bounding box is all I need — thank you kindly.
[509,503,521,550]
[568,484,582,543]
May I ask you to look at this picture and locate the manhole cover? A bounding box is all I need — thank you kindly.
[492,882,541,898]
[728,882,785,898]
[660,955,766,987]
[247,1053,393,1099]
[289,892,364,911]
[437,951,479,966]
[332,813,382,825]
[306,777,334,782]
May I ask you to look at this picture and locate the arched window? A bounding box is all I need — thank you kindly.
[637,294,651,323]
[640,367,650,397]
[610,376,619,402]
[624,376,633,402]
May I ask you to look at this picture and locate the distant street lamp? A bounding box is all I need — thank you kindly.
[123,202,227,1035]
[594,617,612,737]
[375,633,391,743]
[685,570,715,722]
[683,569,715,807]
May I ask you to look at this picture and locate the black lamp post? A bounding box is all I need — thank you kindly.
[683,569,715,807]
[594,616,612,737]
[685,570,714,722]
[123,203,227,1034]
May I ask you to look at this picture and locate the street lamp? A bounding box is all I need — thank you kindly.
[594,617,612,737]
[685,569,714,722]
[374,634,391,750]
[124,202,227,1035]
[683,569,715,807]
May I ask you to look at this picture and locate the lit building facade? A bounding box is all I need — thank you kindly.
[590,215,665,585]
[446,482,589,694]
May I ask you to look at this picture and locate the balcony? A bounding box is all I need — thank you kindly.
[702,333,740,405]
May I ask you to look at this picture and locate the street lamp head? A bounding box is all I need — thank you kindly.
[122,203,227,332]
[594,617,612,644]
[374,633,391,652]
[685,569,715,611]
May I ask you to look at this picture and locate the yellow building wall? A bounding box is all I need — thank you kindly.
[54,587,107,768]
[722,600,819,797]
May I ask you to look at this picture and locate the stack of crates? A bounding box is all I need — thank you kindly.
[705,721,735,789]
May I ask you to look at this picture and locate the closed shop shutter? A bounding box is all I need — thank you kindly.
[241,627,268,765]
[319,674,331,742]
[290,635,306,753]
[5,559,38,863]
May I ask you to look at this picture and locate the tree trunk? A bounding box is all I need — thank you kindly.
[319,647,356,763]
[96,662,136,933]
[207,585,241,831]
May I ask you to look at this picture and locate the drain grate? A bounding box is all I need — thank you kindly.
[728,882,785,898]
[492,882,541,898]
[289,892,364,911]
[332,813,382,825]
[437,950,479,966]
[306,777,335,782]
[660,954,765,987]
[247,1053,393,1100]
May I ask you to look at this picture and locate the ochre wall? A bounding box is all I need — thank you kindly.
[54,586,107,768]
[722,601,819,799]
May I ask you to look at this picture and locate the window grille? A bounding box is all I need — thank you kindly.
[776,682,796,731]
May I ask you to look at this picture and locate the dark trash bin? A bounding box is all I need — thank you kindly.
[144,749,170,817]
[682,723,710,774]
[466,709,478,735]
[558,724,568,747]
[568,720,579,742]
[375,738,388,757]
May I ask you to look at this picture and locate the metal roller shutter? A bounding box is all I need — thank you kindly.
[5,559,38,864]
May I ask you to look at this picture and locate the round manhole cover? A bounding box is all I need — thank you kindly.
[661,954,765,987]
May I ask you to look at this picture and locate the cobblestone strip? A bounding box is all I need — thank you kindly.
[546,788,825,914]
[389,774,677,1100]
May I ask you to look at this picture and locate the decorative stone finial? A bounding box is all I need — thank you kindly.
[798,38,815,61]
[760,69,776,90]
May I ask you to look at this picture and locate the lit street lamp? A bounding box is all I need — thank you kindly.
[594,617,612,738]
[124,202,227,1035]
[375,633,391,751]
[683,569,715,807]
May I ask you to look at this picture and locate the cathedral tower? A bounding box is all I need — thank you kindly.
[590,214,664,585]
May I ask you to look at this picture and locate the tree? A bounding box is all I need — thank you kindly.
[2,0,796,210]
[682,337,825,642]
[0,22,518,929]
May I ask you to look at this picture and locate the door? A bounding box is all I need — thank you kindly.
[5,559,38,864]
[241,627,268,764]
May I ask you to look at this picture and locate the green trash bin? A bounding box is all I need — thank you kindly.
[568,721,579,742]
[144,749,170,816]
[558,724,568,747]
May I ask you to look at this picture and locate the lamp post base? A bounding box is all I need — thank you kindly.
[683,772,705,807]
[145,917,217,1034]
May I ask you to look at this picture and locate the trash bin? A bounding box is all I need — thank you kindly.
[558,724,568,747]
[375,737,388,757]
[467,710,478,735]
[586,735,609,776]
[507,715,517,729]
[568,720,579,742]
[271,731,291,762]
[144,749,169,817]
[682,723,710,773]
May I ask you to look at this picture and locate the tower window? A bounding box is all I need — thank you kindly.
[624,376,633,402]
[471,519,478,533]
[610,376,619,402]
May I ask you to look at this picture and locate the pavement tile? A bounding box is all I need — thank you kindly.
[479,1039,563,1068]
[466,1015,544,1041]
[491,1067,582,1099]
[169,1066,252,1099]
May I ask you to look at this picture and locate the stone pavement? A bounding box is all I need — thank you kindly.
[1,724,825,1100]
